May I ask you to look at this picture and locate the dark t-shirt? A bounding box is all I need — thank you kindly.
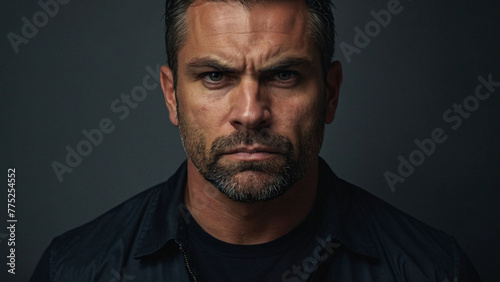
[184,206,324,282]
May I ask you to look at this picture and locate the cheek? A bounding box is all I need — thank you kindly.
[178,84,212,123]
[274,95,322,138]
[178,90,229,146]
[279,98,324,158]
[194,102,227,131]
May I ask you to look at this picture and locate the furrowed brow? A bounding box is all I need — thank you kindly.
[258,57,314,74]
[185,57,238,75]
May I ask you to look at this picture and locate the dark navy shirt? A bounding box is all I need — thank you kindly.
[31,159,480,281]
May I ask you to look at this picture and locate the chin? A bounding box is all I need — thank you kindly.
[213,170,295,203]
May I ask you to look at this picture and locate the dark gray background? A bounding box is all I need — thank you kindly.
[1,0,499,281]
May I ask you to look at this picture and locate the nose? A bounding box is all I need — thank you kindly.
[228,78,271,130]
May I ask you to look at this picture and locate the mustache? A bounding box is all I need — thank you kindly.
[209,129,294,158]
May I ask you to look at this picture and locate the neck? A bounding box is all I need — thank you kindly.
[184,159,319,245]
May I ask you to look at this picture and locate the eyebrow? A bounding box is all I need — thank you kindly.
[184,56,315,76]
[185,58,238,76]
[258,57,314,74]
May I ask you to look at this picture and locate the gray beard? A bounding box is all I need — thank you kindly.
[191,128,316,203]
[202,130,300,202]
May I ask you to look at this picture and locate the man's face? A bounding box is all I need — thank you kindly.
[165,0,338,202]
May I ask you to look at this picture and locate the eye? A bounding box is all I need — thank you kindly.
[269,70,300,87]
[205,72,224,82]
[276,71,294,81]
[201,72,231,90]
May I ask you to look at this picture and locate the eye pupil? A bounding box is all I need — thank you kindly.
[208,72,223,81]
[278,71,292,80]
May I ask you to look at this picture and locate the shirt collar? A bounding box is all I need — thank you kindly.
[133,158,379,260]
[133,161,187,258]
[316,157,379,259]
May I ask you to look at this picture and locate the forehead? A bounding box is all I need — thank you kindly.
[180,0,315,67]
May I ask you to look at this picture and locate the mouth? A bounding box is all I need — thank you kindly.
[221,146,281,161]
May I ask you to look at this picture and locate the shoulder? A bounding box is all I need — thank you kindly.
[330,174,478,280]
[50,161,187,253]
[55,181,163,245]
[32,162,186,281]
[47,182,165,277]
[338,177,455,250]
[42,162,187,280]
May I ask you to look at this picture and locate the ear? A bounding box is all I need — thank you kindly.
[160,65,179,126]
[324,61,342,124]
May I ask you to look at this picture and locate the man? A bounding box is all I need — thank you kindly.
[32,0,480,281]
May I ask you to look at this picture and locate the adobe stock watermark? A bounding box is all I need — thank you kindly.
[7,0,71,54]
[339,0,410,64]
[281,235,341,282]
[50,65,161,183]
[385,73,499,192]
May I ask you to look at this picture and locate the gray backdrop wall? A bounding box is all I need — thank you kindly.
[1,0,499,281]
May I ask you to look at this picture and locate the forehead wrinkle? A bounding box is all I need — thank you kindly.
[205,31,295,37]
[188,1,306,43]
[198,40,294,51]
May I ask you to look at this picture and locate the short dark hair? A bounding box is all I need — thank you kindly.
[164,0,335,85]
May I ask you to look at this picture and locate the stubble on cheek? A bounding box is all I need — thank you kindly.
[178,109,209,170]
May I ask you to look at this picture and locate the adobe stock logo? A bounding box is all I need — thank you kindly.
[281,235,341,281]
[385,73,499,192]
[50,65,161,183]
[7,0,71,54]
[339,0,408,64]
